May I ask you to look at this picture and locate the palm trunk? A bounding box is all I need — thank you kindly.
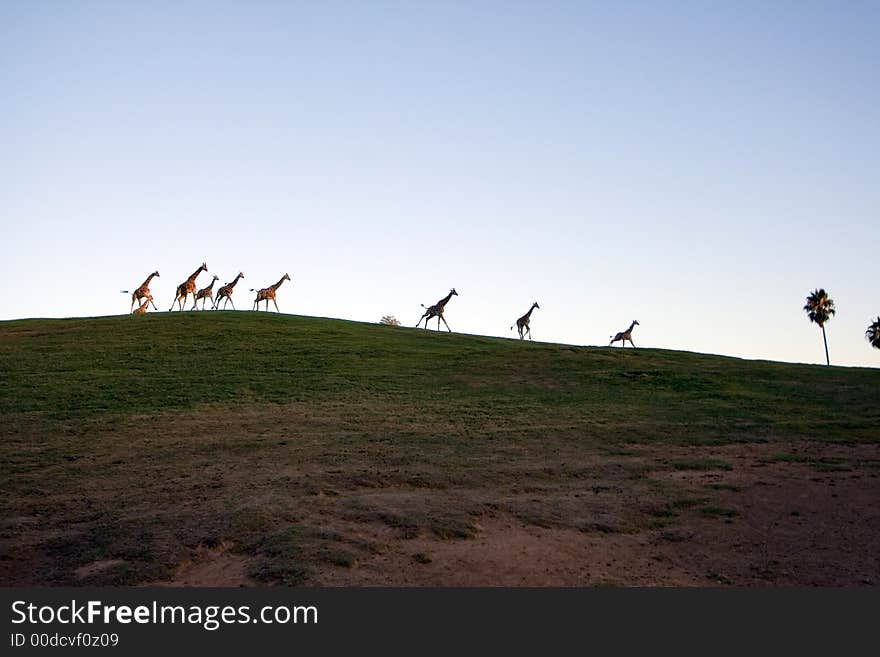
[822,325,830,366]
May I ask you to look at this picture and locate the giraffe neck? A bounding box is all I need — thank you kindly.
[628,321,637,333]
[229,273,243,288]
[438,290,454,307]
[187,266,203,283]
[524,304,537,319]
[271,276,287,291]
[142,273,157,287]
[206,278,217,289]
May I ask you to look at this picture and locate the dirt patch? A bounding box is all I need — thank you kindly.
[152,542,256,587]
[2,402,878,587]
[74,559,127,580]
[310,515,701,586]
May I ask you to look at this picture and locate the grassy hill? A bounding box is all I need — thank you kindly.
[2,313,878,586]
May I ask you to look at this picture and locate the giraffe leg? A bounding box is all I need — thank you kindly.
[229,298,235,310]
[131,294,137,311]
[149,295,158,311]
[441,316,451,332]
[629,338,635,348]
[273,298,280,312]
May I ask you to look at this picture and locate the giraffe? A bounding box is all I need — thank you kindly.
[610,320,639,347]
[214,272,244,310]
[132,299,150,315]
[251,273,291,311]
[191,275,219,310]
[511,302,540,340]
[169,263,207,311]
[124,271,160,311]
[416,288,458,332]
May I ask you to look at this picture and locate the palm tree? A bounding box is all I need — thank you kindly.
[803,288,836,366]
[867,317,880,350]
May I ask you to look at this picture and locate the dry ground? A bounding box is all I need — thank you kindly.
[3,403,877,587]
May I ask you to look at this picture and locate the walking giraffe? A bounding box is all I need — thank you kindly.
[610,320,639,347]
[132,299,150,315]
[191,275,219,310]
[214,272,244,310]
[169,263,207,311]
[251,273,291,311]
[511,302,540,340]
[124,271,160,312]
[416,288,458,332]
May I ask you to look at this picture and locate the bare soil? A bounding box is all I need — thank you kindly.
[5,403,874,587]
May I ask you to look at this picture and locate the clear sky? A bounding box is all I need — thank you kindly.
[2,1,878,367]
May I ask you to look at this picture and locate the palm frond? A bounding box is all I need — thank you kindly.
[803,288,836,326]
[867,317,880,349]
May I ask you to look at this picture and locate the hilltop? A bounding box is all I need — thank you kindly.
[1,313,878,586]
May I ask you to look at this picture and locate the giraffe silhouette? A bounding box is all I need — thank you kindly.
[610,320,639,347]
[251,273,291,312]
[416,288,458,332]
[511,302,540,340]
[214,272,244,310]
[123,271,159,312]
[191,275,219,310]
[169,263,207,311]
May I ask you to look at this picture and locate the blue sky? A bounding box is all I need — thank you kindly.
[2,1,878,366]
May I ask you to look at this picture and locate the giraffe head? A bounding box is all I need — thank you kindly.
[450,288,458,296]
[211,275,219,282]
[633,320,639,326]
[200,262,208,273]
[153,271,160,278]
[534,302,540,309]
[283,273,291,282]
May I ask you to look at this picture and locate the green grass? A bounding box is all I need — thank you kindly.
[2,312,877,443]
[671,459,733,471]
[704,483,742,492]
[768,453,854,472]
[700,506,739,519]
[1,312,878,585]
